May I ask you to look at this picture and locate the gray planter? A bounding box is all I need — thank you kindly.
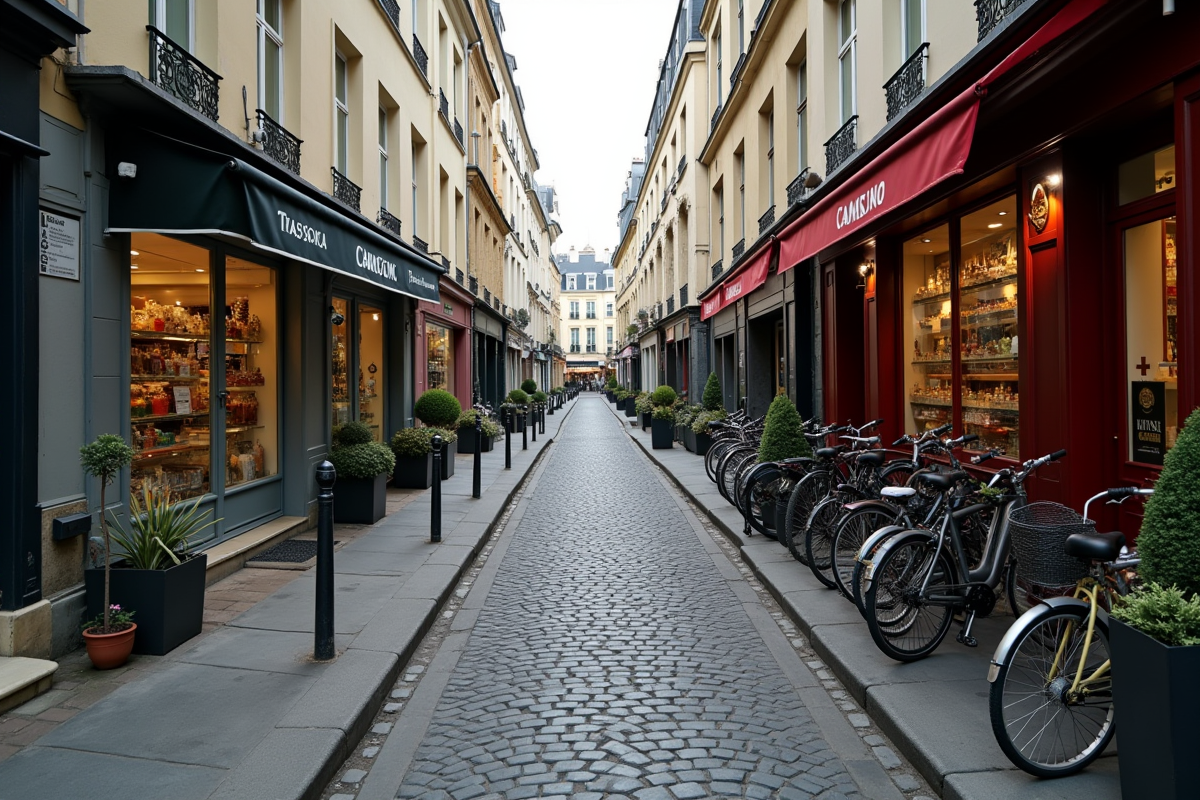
[456,424,481,454]
[695,432,713,456]
[334,472,388,524]
[84,553,207,656]
[440,439,457,480]
[393,453,433,489]
[651,419,674,449]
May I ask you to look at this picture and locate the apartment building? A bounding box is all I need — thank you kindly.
[557,246,615,384]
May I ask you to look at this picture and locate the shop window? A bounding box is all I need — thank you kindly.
[905,195,1020,456]
[360,306,385,442]
[1118,145,1175,206]
[427,322,453,393]
[1124,217,1178,465]
[775,320,785,396]
[224,257,277,488]
[331,297,350,427]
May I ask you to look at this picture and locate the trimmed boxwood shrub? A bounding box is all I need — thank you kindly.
[1137,406,1200,598]
[758,394,812,463]
[650,385,677,407]
[606,376,618,389]
[520,378,538,394]
[703,373,723,411]
[506,389,530,406]
[389,427,458,459]
[652,405,675,422]
[414,389,462,428]
[692,408,728,434]
[531,391,548,404]
[333,420,374,447]
[331,441,395,480]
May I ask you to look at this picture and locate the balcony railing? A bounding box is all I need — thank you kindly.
[413,34,428,78]
[441,255,451,270]
[377,208,402,236]
[484,286,492,305]
[570,344,581,353]
[378,0,400,27]
[885,43,929,121]
[758,205,776,237]
[976,0,1030,41]
[825,116,858,175]
[711,259,723,279]
[679,284,688,306]
[454,118,464,147]
[732,239,746,262]
[331,167,362,211]
[787,169,809,207]
[730,53,747,89]
[439,89,449,122]
[586,345,597,353]
[147,26,221,122]
[256,110,301,174]
[494,297,501,311]
[710,102,722,134]
[661,194,668,214]
[413,235,428,254]
[586,313,596,319]
[677,155,687,181]
[455,268,464,285]
[468,275,478,295]
[666,297,675,314]
[569,312,580,319]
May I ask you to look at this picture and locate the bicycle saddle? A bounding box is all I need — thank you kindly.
[708,421,729,429]
[815,447,839,459]
[855,450,885,468]
[881,486,916,499]
[913,470,968,491]
[1065,530,1125,563]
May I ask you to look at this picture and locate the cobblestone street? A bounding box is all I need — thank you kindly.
[353,398,912,800]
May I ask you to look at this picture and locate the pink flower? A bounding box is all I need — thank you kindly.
[110,605,121,612]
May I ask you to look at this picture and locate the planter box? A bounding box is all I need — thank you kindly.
[625,401,637,418]
[393,453,433,490]
[481,435,495,453]
[84,553,207,656]
[642,412,652,430]
[334,472,388,524]
[1111,617,1200,799]
[456,424,481,454]
[683,427,696,452]
[440,439,457,480]
[651,419,674,449]
[695,432,713,457]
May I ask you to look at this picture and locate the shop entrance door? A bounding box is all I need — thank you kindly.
[331,297,387,442]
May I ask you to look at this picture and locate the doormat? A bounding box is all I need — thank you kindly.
[247,539,338,569]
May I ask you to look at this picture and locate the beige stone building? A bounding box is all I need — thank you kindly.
[556,246,616,385]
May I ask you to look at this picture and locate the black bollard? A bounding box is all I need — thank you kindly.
[314,460,336,661]
[531,405,537,443]
[504,407,512,470]
[522,407,528,450]
[472,414,482,499]
[540,404,546,434]
[431,433,443,543]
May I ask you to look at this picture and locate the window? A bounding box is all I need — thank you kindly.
[334,52,349,174]
[411,141,419,234]
[716,29,723,106]
[738,151,746,239]
[838,0,857,123]
[586,274,596,290]
[607,326,614,346]
[606,273,614,289]
[569,301,580,319]
[717,186,725,258]
[606,302,614,317]
[766,111,775,208]
[586,328,597,352]
[796,61,808,172]
[586,301,596,319]
[566,274,577,290]
[257,0,282,120]
[378,107,389,209]
[426,322,452,395]
[153,0,193,51]
[570,328,580,352]
[904,196,1020,456]
[737,0,744,55]
[901,0,925,59]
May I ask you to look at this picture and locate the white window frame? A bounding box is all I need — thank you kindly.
[586,274,596,291]
[607,326,614,346]
[901,0,926,59]
[586,300,596,319]
[256,0,283,120]
[153,0,194,51]
[378,107,389,210]
[838,0,858,124]
[715,28,723,106]
[334,51,349,174]
[797,61,808,172]
[567,274,576,290]
[606,302,614,317]
[767,111,775,208]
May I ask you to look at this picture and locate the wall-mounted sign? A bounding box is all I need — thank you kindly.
[1029,182,1049,234]
[444,303,454,316]
[39,210,80,280]
[1131,380,1166,465]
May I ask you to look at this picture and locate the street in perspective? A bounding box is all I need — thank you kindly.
[2,1,1199,799]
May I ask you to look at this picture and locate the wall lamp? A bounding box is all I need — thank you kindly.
[857,260,875,290]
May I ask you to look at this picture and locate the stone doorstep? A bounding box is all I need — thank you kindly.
[0,658,57,716]
[203,516,309,585]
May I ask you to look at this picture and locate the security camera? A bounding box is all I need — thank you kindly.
[329,306,345,326]
[117,162,138,179]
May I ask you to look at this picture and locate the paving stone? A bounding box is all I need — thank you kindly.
[340,768,367,783]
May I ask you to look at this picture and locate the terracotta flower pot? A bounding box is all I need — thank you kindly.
[82,623,138,670]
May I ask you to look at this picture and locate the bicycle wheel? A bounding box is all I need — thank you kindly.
[715,446,746,503]
[742,468,784,540]
[865,536,956,662]
[719,449,756,507]
[733,456,765,513]
[989,606,1115,778]
[832,506,898,601]
[880,460,916,487]
[705,437,735,483]
[804,497,846,589]
[783,470,836,564]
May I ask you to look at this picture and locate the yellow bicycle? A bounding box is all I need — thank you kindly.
[986,487,1151,778]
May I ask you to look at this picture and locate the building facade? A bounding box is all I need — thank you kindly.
[557,246,615,385]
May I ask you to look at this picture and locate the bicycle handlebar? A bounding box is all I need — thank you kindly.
[971,449,1002,465]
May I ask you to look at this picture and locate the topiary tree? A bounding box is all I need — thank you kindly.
[703,373,723,411]
[520,378,538,395]
[531,391,548,405]
[650,385,677,407]
[80,434,135,633]
[758,394,812,463]
[333,420,374,448]
[1137,406,1200,597]
[606,375,618,390]
[506,389,530,406]
[414,388,462,428]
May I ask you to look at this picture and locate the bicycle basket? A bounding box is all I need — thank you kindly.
[1007,502,1093,587]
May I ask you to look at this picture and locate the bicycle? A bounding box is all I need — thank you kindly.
[986,486,1150,778]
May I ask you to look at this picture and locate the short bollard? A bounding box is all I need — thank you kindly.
[431,433,443,543]
[504,407,512,469]
[531,406,538,443]
[314,460,336,661]
[472,414,482,499]
[522,408,528,450]
[540,405,546,435]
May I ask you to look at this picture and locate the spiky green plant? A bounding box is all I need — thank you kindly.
[108,485,218,571]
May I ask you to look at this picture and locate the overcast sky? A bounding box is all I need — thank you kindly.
[495,0,682,259]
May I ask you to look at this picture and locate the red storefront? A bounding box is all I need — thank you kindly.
[774,0,1200,538]
[415,276,474,411]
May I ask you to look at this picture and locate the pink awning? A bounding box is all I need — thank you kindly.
[700,242,774,321]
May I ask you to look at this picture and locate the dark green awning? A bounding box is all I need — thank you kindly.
[106,133,440,302]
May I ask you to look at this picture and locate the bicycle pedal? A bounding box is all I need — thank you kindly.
[956,633,978,647]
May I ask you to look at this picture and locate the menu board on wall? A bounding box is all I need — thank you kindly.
[1132,381,1166,465]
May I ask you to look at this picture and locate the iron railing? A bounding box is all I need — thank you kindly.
[494,297,501,311]
[378,0,400,28]
[825,116,858,175]
[455,268,464,284]
[147,26,221,121]
[711,259,723,279]
[256,109,301,174]
[570,345,581,353]
[377,208,402,236]
[439,89,449,122]
[677,155,687,180]
[413,235,428,254]
[413,34,428,77]
[976,0,1030,41]
[586,345,597,353]
[331,167,361,211]
[484,287,492,304]
[679,284,688,306]
[758,205,776,236]
[441,255,451,269]
[729,53,747,89]
[710,102,722,134]
[787,169,809,207]
[454,118,464,147]
[666,297,675,314]
[885,43,929,121]
[661,194,668,214]
[469,275,478,295]
[732,239,746,261]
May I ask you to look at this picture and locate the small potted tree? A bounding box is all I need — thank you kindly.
[330,422,395,523]
[1109,407,1200,799]
[758,393,812,532]
[506,389,529,432]
[415,389,461,476]
[695,373,726,455]
[391,428,434,489]
[650,386,677,449]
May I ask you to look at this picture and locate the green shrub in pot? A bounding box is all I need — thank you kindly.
[650,385,677,407]
[506,389,530,406]
[333,420,374,447]
[390,428,433,457]
[703,372,723,411]
[692,408,728,433]
[414,388,462,429]
[109,485,217,571]
[481,418,502,439]
[758,394,812,463]
[1112,583,1200,646]
[520,378,538,394]
[635,393,654,416]
[651,405,675,422]
[531,391,548,405]
[1135,406,1200,598]
[330,438,396,480]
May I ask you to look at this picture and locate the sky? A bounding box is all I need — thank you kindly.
[495,0,683,260]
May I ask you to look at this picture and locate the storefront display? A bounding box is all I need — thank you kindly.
[331,297,351,428]
[359,306,385,442]
[427,323,453,393]
[331,296,388,442]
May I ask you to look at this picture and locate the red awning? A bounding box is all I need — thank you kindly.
[776,0,1105,272]
[700,242,774,320]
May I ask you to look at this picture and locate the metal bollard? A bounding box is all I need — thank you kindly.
[540,404,546,435]
[522,407,528,450]
[504,407,512,469]
[314,460,336,661]
[531,405,538,443]
[431,433,443,543]
[472,414,482,499]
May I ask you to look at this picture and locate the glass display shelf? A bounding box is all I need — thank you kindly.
[132,411,211,424]
[132,329,262,345]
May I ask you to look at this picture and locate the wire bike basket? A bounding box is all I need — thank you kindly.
[1007,502,1093,587]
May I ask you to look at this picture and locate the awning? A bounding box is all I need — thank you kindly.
[700,243,774,320]
[107,132,441,302]
[775,0,1105,272]
[618,345,640,359]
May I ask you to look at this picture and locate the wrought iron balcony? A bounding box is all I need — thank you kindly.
[439,89,449,122]
[468,275,478,295]
[484,286,492,304]
[679,284,688,306]
[413,34,428,78]
[825,116,858,175]
[441,255,451,269]
[331,167,361,211]
[569,312,580,319]
[377,207,402,236]
[666,296,675,314]
[570,344,581,353]
[732,239,746,261]
[255,110,301,174]
[787,169,809,207]
[885,43,929,121]
[758,205,776,237]
[730,53,746,89]
[586,313,596,319]
[378,0,400,27]
[147,26,221,122]
[661,194,668,214]
[976,0,1030,41]
[710,102,722,134]
[493,297,500,311]
[677,155,687,181]
[454,118,464,147]
[711,259,723,279]
[413,235,428,254]
[586,345,597,353]
[455,268,464,285]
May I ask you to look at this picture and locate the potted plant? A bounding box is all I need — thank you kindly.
[506,389,529,431]
[636,392,653,430]
[703,371,724,414]
[480,418,502,452]
[674,405,699,451]
[456,409,487,454]
[85,484,218,656]
[624,390,639,418]
[79,434,136,668]
[1108,407,1200,800]
[432,427,457,480]
[759,393,812,525]
[330,422,395,523]
[692,408,727,457]
[650,386,677,449]
[391,428,434,489]
[415,389,461,473]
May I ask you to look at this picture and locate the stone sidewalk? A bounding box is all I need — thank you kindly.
[607,402,1122,800]
[0,397,578,800]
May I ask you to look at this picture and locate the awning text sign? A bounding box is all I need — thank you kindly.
[700,245,773,320]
